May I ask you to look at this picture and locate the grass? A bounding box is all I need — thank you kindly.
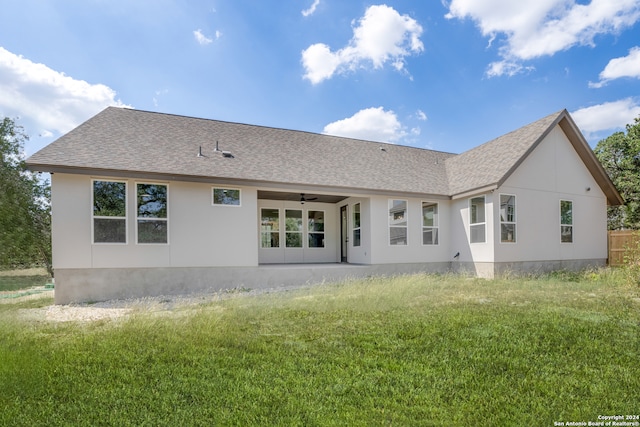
[0,268,50,292]
[0,270,638,426]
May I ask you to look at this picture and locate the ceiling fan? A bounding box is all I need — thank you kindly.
[300,193,318,204]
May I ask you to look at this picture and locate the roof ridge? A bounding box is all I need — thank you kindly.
[106,106,457,156]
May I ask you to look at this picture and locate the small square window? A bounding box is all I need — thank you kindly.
[213,188,240,206]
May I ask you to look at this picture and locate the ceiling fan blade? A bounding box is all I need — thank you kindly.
[300,193,318,203]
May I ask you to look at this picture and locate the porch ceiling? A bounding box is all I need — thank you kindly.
[258,190,348,204]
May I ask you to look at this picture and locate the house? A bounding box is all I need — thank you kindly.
[26,107,623,304]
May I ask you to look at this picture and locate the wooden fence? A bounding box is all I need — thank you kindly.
[608,230,640,266]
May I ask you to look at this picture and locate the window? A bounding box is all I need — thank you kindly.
[308,210,325,248]
[137,183,168,244]
[560,200,573,243]
[285,209,303,248]
[353,203,361,247]
[469,196,486,243]
[500,194,516,243]
[422,202,438,245]
[93,180,127,243]
[212,188,240,206]
[389,199,407,245]
[261,208,279,248]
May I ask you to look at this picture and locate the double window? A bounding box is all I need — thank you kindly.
[469,196,486,243]
[389,199,407,245]
[92,180,168,244]
[560,200,573,243]
[500,194,516,243]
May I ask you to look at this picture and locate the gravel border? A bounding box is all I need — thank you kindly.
[17,283,318,323]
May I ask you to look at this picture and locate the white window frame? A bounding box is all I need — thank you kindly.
[389,199,408,246]
[212,187,241,207]
[469,196,486,244]
[135,182,169,245]
[560,199,573,244]
[285,209,303,248]
[352,203,361,247]
[92,179,128,245]
[307,210,325,249]
[260,207,281,249]
[422,201,439,245]
[499,194,516,244]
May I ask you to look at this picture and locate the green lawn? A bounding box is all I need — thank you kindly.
[0,271,638,426]
[0,275,50,293]
[0,268,50,292]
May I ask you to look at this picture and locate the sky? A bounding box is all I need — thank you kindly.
[1,0,640,158]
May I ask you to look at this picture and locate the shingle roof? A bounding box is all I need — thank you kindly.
[26,107,622,204]
[444,109,623,205]
[445,110,564,196]
[26,107,455,196]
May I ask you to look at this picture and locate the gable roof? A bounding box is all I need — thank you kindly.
[445,109,623,205]
[445,110,562,197]
[26,107,622,205]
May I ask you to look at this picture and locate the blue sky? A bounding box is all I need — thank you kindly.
[1,1,640,158]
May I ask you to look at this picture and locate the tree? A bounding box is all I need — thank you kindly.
[594,116,640,230]
[0,117,52,274]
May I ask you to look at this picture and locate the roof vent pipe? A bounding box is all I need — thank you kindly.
[197,146,206,157]
[214,140,221,152]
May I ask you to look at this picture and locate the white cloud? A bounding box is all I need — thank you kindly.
[0,47,129,136]
[416,109,427,121]
[322,107,407,143]
[589,46,640,88]
[302,0,321,17]
[193,29,213,45]
[571,98,640,136]
[486,60,535,78]
[446,0,640,77]
[302,5,423,84]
